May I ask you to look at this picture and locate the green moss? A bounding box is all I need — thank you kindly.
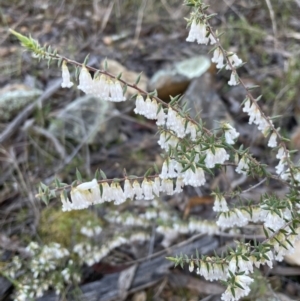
[38,206,102,247]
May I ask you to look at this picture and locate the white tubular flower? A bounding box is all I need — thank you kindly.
[268,132,277,148]
[111,182,126,205]
[150,98,159,119]
[185,122,198,141]
[250,207,265,223]
[216,209,249,229]
[247,103,259,124]
[213,195,229,212]
[208,33,217,45]
[263,210,286,231]
[153,177,161,195]
[109,81,126,102]
[130,232,150,242]
[223,123,240,145]
[158,132,179,151]
[160,161,169,179]
[61,61,73,88]
[189,261,195,272]
[255,250,274,269]
[144,97,158,119]
[229,256,254,275]
[77,66,93,94]
[69,179,100,209]
[134,94,145,115]
[60,192,73,212]
[273,232,296,261]
[168,159,179,178]
[124,179,134,200]
[186,20,209,44]
[144,209,157,220]
[247,103,267,131]
[226,53,243,70]
[197,262,228,281]
[97,74,110,100]
[182,166,206,187]
[276,147,285,160]
[142,179,155,200]
[235,156,249,175]
[156,108,166,126]
[161,179,174,195]
[211,48,224,69]
[221,275,253,301]
[157,132,167,150]
[205,148,229,168]
[157,225,179,248]
[133,180,144,200]
[174,176,184,193]
[242,98,251,113]
[258,118,271,136]
[77,179,101,203]
[166,107,177,129]
[275,159,287,175]
[173,114,186,138]
[228,71,239,86]
[101,182,113,202]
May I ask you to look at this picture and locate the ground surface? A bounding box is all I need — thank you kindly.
[1,0,300,300]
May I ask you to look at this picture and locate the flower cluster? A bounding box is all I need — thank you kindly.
[270,230,300,261]
[222,123,240,145]
[160,159,205,188]
[186,19,216,45]
[243,98,273,136]
[74,232,150,266]
[61,61,73,88]
[61,178,170,211]
[196,260,228,282]
[13,2,300,301]
[78,68,126,101]
[235,155,249,175]
[221,275,253,301]
[61,63,126,102]
[80,221,102,237]
[211,47,243,86]
[7,242,80,301]
[275,146,290,179]
[212,195,229,213]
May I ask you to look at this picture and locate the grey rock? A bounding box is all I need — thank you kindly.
[48,95,119,145]
[183,73,229,129]
[148,56,211,100]
[0,85,42,122]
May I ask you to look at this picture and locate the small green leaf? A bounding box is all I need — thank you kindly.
[76,169,83,182]
[94,70,100,78]
[94,169,100,180]
[123,84,128,94]
[153,164,159,174]
[100,169,107,179]
[83,54,90,66]
[246,85,260,91]
[104,58,108,70]
[55,177,61,188]
[134,72,142,85]
[40,182,48,191]
[148,89,157,97]
[144,168,153,178]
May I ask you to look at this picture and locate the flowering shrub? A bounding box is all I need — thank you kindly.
[6,242,80,301]
[8,0,300,300]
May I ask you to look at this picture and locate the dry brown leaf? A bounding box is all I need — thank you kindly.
[183,196,214,219]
